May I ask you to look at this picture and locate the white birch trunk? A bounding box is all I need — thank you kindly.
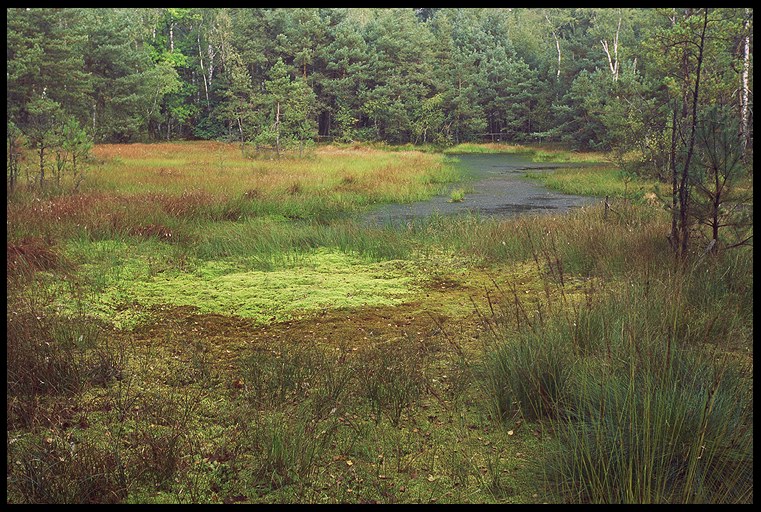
[740,10,750,154]
[545,14,561,80]
[197,34,210,106]
[208,44,215,86]
[601,16,621,81]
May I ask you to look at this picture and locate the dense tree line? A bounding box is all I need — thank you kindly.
[6,8,753,255]
[7,8,752,149]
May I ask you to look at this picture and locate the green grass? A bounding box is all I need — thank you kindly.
[6,142,752,504]
[478,243,754,504]
[443,142,610,165]
[448,188,466,203]
[524,166,658,200]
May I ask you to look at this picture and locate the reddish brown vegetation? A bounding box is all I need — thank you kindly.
[7,237,62,275]
[6,190,223,246]
[139,190,216,217]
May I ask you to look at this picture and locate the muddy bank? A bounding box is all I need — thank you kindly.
[363,153,601,226]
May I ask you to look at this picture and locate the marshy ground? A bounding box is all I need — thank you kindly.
[7,142,753,504]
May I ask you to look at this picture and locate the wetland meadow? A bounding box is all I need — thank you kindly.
[7,141,753,504]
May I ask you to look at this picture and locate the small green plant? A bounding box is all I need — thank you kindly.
[449,188,466,203]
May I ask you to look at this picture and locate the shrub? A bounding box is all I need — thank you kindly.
[357,339,430,426]
[7,433,127,504]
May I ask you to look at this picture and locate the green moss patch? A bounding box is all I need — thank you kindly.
[77,248,418,329]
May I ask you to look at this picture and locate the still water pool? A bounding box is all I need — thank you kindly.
[363,153,601,226]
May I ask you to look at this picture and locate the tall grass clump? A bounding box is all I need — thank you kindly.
[357,338,431,426]
[542,342,753,504]
[7,433,127,504]
[480,326,574,423]
[479,242,753,503]
[243,407,341,491]
[241,342,325,409]
[7,272,124,428]
[237,341,351,491]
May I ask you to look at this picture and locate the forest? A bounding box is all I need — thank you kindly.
[7,8,751,148]
[6,7,754,505]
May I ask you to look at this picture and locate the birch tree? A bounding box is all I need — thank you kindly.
[599,11,622,82]
[739,8,752,157]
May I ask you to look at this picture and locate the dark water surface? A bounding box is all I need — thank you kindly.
[362,153,601,226]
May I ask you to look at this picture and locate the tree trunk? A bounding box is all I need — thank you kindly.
[600,15,621,82]
[7,130,19,192]
[237,115,244,157]
[208,44,215,86]
[198,34,210,107]
[545,14,561,79]
[38,145,46,190]
[669,105,679,253]
[169,20,174,53]
[552,32,561,79]
[712,161,720,248]
[275,102,281,159]
[740,9,751,156]
[677,9,709,258]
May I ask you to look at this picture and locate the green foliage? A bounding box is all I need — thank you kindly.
[259,58,318,148]
[479,242,753,503]
[448,188,466,203]
[6,8,752,151]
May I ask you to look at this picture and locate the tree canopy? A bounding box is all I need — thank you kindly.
[7,8,752,153]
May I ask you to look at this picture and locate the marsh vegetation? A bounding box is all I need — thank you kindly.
[6,142,753,504]
[6,6,753,505]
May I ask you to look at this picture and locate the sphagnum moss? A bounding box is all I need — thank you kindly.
[63,248,419,329]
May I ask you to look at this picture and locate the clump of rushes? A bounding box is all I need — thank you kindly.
[480,244,753,504]
[481,325,573,423]
[542,345,753,504]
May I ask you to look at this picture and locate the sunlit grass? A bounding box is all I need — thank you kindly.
[443,142,532,154]
[87,142,456,204]
[443,142,610,165]
[525,167,658,200]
